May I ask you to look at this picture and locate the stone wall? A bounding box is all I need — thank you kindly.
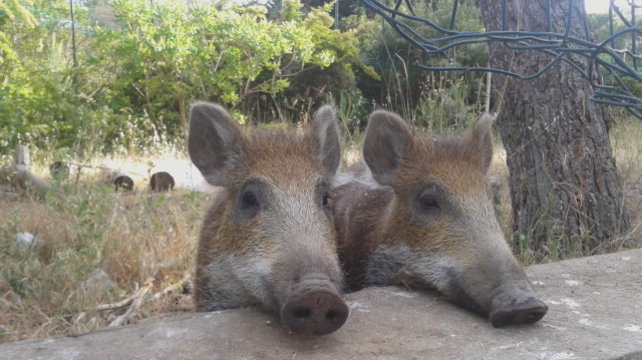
[1,249,641,360]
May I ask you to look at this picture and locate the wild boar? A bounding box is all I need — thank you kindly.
[189,102,348,335]
[333,110,548,328]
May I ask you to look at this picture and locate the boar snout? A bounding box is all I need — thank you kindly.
[489,297,548,328]
[281,275,349,335]
[281,291,348,336]
[488,281,548,327]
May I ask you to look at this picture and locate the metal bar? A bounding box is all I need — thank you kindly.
[562,0,575,46]
[547,0,552,32]
[335,0,339,29]
[502,0,508,31]
[609,0,615,49]
[449,0,459,30]
[357,0,642,118]
[69,0,78,88]
[632,0,638,69]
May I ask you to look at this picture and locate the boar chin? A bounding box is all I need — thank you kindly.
[394,255,548,328]
[442,265,548,328]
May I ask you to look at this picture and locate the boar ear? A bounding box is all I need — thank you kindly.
[310,105,341,176]
[363,110,412,185]
[466,113,494,173]
[188,102,241,186]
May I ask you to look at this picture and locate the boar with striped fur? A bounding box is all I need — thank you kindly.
[333,111,547,328]
[189,102,348,335]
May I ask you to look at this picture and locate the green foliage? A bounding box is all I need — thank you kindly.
[282,0,304,21]
[0,0,375,154]
[352,0,488,130]
[0,0,36,65]
[0,0,37,26]
[414,73,486,132]
[1,0,98,154]
[589,12,642,101]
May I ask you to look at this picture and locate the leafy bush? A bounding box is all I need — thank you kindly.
[346,0,488,130]
[0,0,375,154]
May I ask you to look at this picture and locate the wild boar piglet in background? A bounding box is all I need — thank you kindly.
[189,102,348,336]
[333,111,548,328]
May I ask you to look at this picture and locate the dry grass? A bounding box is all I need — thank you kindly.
[0,120,640,344]
[610,118,642,244]
[0,155,215,343]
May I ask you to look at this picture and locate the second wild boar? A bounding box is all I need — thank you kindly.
[333,110,548,328]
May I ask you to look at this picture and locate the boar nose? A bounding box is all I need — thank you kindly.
[281,291,349,335]
[489,296,548,328]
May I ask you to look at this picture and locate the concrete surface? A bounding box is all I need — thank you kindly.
[1,249,641,360]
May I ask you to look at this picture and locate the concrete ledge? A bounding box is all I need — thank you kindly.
[2,249,641,360]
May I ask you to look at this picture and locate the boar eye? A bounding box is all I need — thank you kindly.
[419,196,440,212]
[413,183,443,223]
[317,184,334,219]
[322,192,330,207]
[241,190,259,209]
[236,179,264,221]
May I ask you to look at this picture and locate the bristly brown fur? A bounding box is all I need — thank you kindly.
[194,126,329,307]
[234,128,324,187]
[191,113,343,314]
[333,181,394,290]
[393,133,490,195]
[334,113,547,327]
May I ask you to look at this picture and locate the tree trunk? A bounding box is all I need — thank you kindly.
[480,0,630,259]
[0,145,49,198]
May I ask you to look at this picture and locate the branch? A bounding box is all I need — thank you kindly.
[1,145,50,198]
[108,277,154,327]
[151,273,190,301]
[95,273,190,326]
[95,294,137,311]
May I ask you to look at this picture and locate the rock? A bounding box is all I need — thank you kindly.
[14,232,42,248]
[82,269,115,293]
[1,249,641,360]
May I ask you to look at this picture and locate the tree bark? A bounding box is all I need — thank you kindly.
[480,0,630,258]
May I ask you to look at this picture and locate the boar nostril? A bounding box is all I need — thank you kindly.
[293,307,311,320]
[326,310,339,323]
[524,311,542,324]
